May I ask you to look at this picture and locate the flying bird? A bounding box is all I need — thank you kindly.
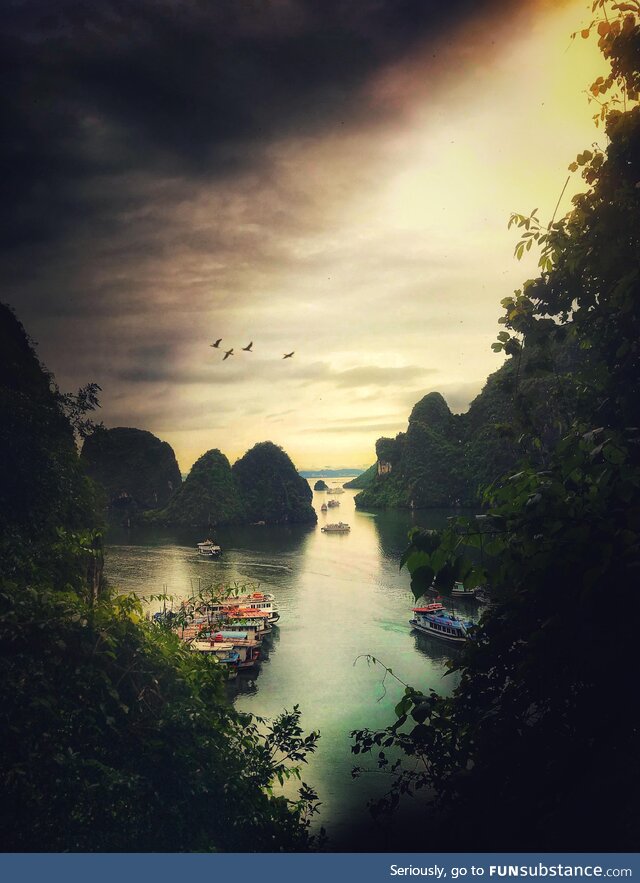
[242,342,253,352]
[283,352,295,359]
[210,339,222,348]
[222,348,234,360]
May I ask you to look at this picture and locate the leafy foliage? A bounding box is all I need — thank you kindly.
[0,303,103,591]
[0,583,321,851]
[0,305,322,851]
[353,4,640,850]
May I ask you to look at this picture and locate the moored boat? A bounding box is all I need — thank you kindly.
[197,539,222,558]
[321,522,350,533]
[211,631,261,669]
[223,610,272,639]
[195,591,280,623]
[327,499,340,508]
[189,640,240,677]
[410,601,474,644]
[320,503,328,512]
[451,580,478,600]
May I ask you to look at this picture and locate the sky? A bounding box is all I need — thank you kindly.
[3,0,604,472]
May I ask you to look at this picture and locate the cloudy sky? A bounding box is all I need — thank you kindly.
[3,0,602,471]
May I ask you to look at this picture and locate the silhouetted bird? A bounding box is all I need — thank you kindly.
[283,352,295,359]
[210,339,222,348]
[242,342,253,352]
[223,348,234,360]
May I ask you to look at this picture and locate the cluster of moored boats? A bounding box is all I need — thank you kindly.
[195,498,485,652]
[155,588,280,678]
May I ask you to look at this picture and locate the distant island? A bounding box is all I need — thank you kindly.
[299,468,365,478]
[83,431,316,528]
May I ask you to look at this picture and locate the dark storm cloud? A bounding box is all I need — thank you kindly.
[2,0,523,254]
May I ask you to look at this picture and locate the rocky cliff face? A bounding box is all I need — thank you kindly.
[81,427,182,516]
[233,442,317,525]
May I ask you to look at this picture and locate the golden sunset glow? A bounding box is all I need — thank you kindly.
[15,0,603,472]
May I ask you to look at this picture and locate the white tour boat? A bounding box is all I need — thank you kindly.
[197,539,222,558]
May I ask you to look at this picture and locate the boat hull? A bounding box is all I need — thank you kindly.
[410,618,468,644]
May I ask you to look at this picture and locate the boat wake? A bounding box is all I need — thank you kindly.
[242,562,292,571]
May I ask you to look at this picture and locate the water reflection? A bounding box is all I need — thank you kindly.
[227,673,260,698]
[412,630,463,668]
[104,480,471,845]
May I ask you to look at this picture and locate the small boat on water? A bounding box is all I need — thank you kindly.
[197,539,222,558]
[321,522,350,533]
[327,499,340,508]
[189,640,240,677]
[451,580,478,600]
[410,601,474,644]
[326,487,345,495]
[320,503,328,512]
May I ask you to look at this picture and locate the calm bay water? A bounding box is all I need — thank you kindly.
[104,481,476,847]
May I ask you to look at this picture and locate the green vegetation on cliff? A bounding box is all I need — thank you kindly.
[151,448,245,528]
[0,303,102,586]
[356,344,579,510]
[353,9,640,850]
[233,442,317,525]
[343,464,376,489]
[150,442,317,528]
[355,393,468,509]
[81,427,182,516]
[0,304,320,851]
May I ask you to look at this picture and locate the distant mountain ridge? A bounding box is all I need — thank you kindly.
[299,468,365,478]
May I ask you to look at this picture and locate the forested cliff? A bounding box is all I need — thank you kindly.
[149,441,316,528]
[81,427,182,515]
[355,340,579,509]
[0,302,320,851]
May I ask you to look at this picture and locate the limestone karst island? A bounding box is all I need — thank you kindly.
[1,0,639,861]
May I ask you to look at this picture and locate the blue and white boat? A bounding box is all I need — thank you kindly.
[410,601,474,644]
